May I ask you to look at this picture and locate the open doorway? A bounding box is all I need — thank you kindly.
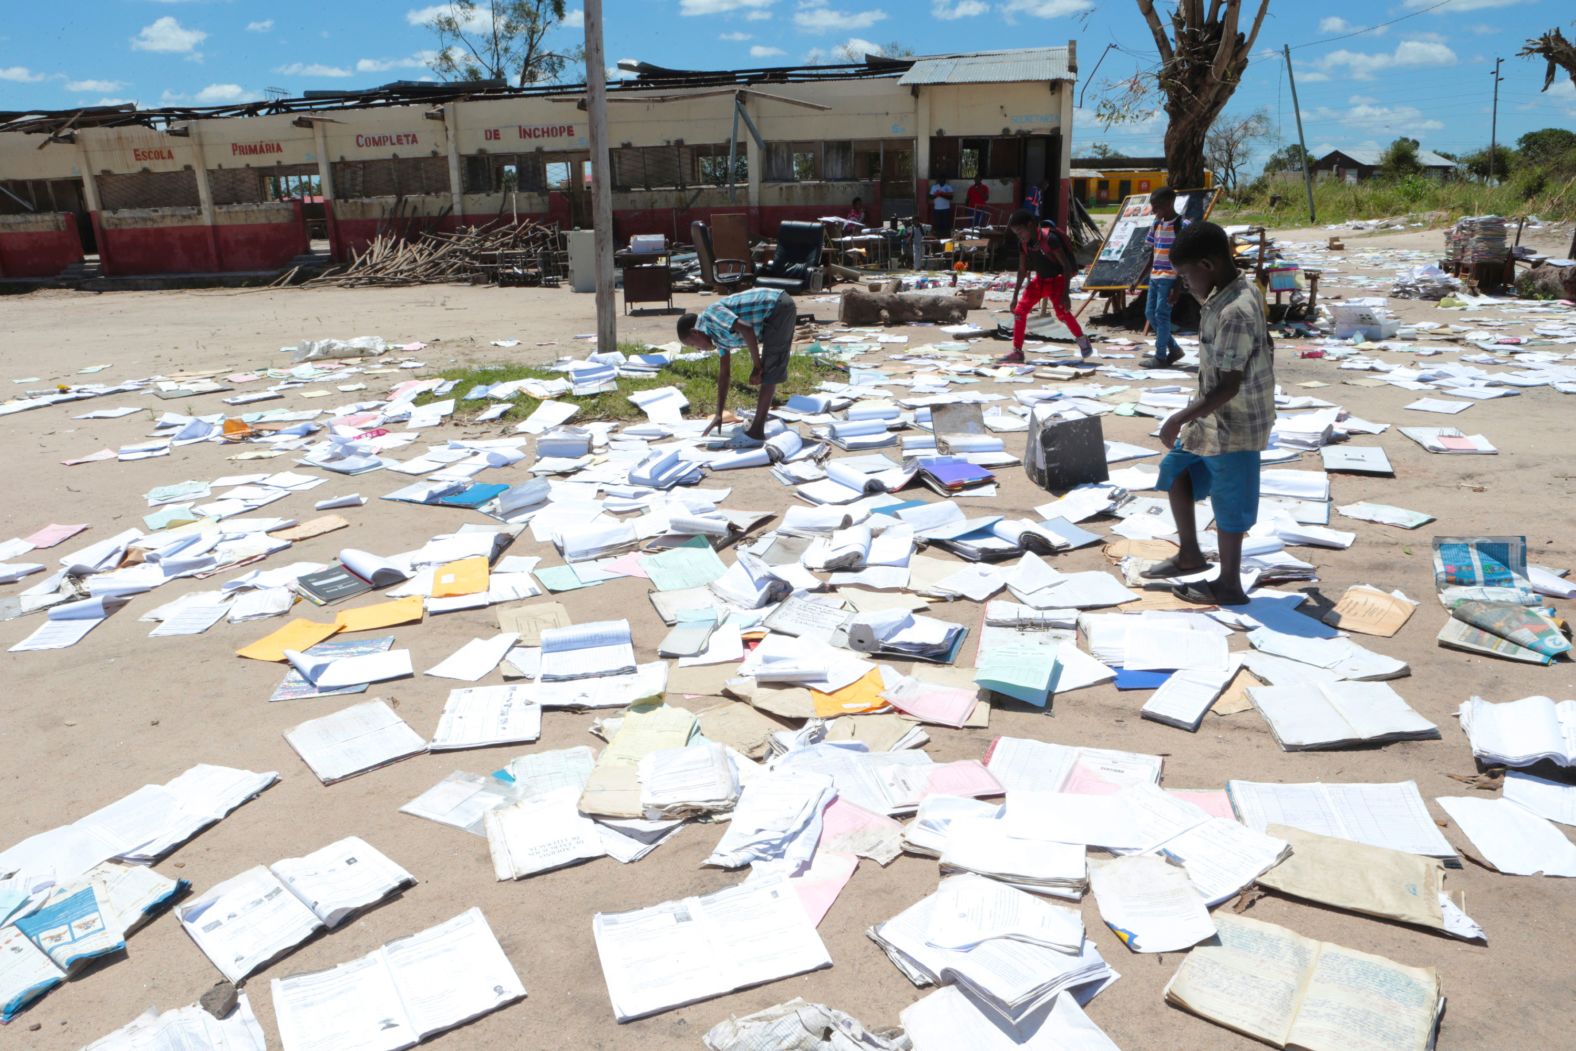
[543,152,592,228]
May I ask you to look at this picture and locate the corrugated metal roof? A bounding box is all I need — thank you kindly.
[898,47,1075,86]
[1326,147,1458,169]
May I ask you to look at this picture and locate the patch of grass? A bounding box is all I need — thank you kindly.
[424,341,841,423]
[1220,171,1576,227]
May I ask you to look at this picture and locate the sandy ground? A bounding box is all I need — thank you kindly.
[3,221,1575,1050]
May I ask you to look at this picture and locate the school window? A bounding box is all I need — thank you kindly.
[544,162,573,190]
[792,144,819,182]
[695,146,746,186]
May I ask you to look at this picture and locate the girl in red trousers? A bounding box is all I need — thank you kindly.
[997,208,1093,363]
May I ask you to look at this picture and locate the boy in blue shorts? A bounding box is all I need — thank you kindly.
[1141,221,1273,606]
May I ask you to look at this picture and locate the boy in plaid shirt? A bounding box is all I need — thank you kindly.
[1141,221,1274,606]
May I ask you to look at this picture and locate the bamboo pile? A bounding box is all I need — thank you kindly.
[306,215,564,288]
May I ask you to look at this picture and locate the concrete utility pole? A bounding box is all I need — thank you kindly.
[1488,57,1505,184]
[582,0,616,353]
[1283,45,1316,224]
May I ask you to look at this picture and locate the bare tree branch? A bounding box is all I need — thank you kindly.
[1136,0,1175,64]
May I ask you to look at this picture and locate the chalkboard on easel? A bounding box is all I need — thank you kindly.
[1082,187,1221,291]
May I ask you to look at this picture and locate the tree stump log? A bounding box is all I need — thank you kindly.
[838,290,970,326]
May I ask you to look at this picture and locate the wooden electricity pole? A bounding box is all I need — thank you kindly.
[1283,45,1316,224]
[583,0,616,353]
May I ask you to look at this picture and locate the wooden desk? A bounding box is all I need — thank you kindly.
[617,250,673,313]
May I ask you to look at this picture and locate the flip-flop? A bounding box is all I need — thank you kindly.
[1172,580,1249,606]
[1139,555,1211,580]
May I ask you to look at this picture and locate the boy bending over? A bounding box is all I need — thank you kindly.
[677,286,796,447]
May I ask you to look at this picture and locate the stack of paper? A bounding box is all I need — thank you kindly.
[938,817,1087,898]
[593,880,831,1021]
[638,743,740,819]
[271,908,525,1050]
[900,984,1121,1051]
[868,876,1111,1022]
[705,769,835,870]
[1248,681,1440,750]
[538,620,637,681]
[430,686,542,750]
[1457,695,1576,767]
[1435,796,1576,877]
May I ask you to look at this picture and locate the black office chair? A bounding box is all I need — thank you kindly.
[690,220,750,292]
[754,220,824,294]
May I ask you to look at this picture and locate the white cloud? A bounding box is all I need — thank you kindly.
[356,51,438,73]
[1321,39,1456,79]
[1468,23,1498,36]
[751,45,787,57]
[95,97,135,107]
[1318,16,1353,32]
[246,19,274,32]
[66,78,126,92]
[130,16,206,53]
[720,31,753,40]
[275,63,353,77]
[1296,70,1331,82]
[680,0,774,14]
[561,8,584,28]
[746,9,772,18]
[806,36,885,62]
[194,83,249,104]
[932,0,988,17]
[1310,100,1444,132]
[794,0,887,32]
[1403,0,1529,8]
[1000,0,1093,18]
[405,3,491,30]
[0,66,47,83]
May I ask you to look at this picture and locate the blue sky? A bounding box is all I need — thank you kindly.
[2,0,1572,166]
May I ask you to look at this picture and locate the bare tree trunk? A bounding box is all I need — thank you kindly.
[1137,0,1270,188]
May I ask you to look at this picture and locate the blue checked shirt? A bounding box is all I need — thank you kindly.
[696,288,786,353]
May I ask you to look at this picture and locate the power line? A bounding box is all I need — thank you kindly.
[1287,0,1452,52]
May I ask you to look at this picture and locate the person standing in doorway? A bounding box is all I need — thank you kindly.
[676,287,797,447]
[929,173,955,237]
[1023,181,1043,218]
[964,175,990,227]
[1133,187,1189,368]
[999,209,1093,363]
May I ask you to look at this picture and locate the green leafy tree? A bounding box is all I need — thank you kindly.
[1459,145,1516,180]
[1261,143,1312,175]
[1380,138,1421,178]
[1086,142,1119,160]
[1517,127,1576,165]
[426,0,584,87]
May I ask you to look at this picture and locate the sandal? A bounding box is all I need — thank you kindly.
[1172,580,1250,606]
[1139,555,1211,580]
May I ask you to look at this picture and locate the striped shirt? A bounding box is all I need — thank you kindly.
[1145,216,1188,278]
[695,288,787,353]
[1184,274,1275,457]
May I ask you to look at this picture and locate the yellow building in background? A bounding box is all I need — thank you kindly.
[1070,155,1213,205]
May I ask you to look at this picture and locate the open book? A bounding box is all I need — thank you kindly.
[1248,681,1440,750]
[339,548,411,588]
[178,836,414,983]
[271,908,525,1051]
[1165,913,1441,1051]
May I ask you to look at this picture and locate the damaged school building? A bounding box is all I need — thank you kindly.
[0,45,1075,279]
